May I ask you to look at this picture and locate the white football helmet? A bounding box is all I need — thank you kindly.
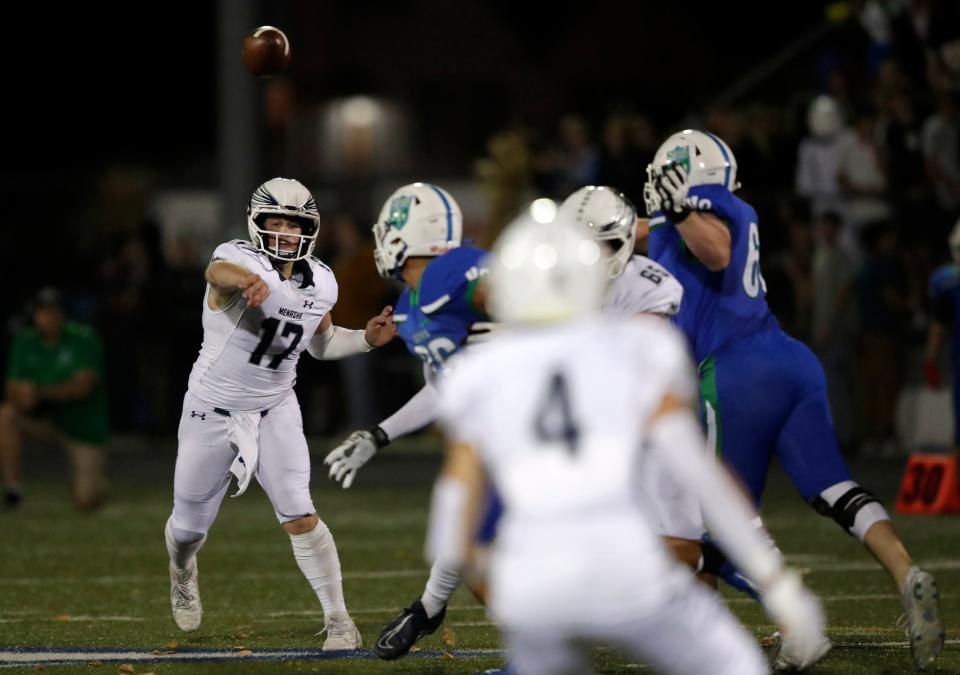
[558,186,637,279]
[950,218,960,265]
[644,129,739,215]
[373,182,463,279]
[486,203,606,324]
[247,178,320,262]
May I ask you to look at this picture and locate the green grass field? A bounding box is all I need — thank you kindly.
[1,440,957,674]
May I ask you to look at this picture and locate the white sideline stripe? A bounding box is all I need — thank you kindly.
[0,649,506,667]
[2,642,957,668]
[0,568,427,586]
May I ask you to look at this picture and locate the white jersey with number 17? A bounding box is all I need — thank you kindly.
[187,239,338,412]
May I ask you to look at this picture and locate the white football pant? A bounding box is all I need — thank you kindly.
[170,390,316,536]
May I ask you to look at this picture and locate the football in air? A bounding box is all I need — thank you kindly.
[242,26,291,76]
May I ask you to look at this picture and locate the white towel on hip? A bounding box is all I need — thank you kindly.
[227,412,262,498]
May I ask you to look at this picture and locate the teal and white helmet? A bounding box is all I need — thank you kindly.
[558,186,637,279]
[486,203,606,324]
[644,129,739,215]
[247,177,320,261]
[373,182,463,279]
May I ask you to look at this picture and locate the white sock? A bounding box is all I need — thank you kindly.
[289,520,348,623]
[165,516,206,570]
[420,561,461,618]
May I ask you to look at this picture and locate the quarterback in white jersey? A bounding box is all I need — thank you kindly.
[427,213,830,674]
[164,178,396,650]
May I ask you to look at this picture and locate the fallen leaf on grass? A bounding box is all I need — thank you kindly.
[164,640,178,650]
[440,649,455,660]
[235,650,253,657]
[118,665,135,674]
[442,626,457,648]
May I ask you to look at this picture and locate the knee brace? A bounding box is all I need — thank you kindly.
[811,480,890,542]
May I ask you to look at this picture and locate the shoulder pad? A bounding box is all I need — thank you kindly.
[419,247,489,313]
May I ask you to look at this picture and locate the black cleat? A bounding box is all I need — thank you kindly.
[374,599,446,660]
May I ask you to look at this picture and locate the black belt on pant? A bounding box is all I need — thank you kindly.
[213,407,269,417]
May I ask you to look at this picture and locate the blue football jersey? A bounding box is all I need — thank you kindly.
[395,246,490,373]
[648,184,779,363]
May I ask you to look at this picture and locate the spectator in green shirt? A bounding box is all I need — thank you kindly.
[1,288,109,510]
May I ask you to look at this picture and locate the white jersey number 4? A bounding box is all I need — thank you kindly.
[533,371,581,455]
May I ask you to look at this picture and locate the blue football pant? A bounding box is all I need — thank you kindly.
[699,329,853,505]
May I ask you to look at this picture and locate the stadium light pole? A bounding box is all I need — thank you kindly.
[217,0,260,237]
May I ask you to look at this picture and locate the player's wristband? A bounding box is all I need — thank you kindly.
[369,426,391,448]
[670,204,692,223]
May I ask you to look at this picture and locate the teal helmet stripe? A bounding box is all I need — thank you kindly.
[426,184,454,241]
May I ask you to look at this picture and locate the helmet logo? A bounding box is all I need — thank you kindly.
[666,145,690,173]
[387,195,414,229]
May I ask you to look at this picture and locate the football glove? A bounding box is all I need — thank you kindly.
[655,162,692,221]
[324,427,389,489]
[763,570,831,670]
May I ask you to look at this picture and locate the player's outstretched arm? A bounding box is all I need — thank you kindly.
[646,393,830,669]
[205,260,269,309]
[306,307,395,361]
[324,382,440,488]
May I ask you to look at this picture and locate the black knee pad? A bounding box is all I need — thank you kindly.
[811,484,886,540]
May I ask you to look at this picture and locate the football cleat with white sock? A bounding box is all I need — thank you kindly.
[900,567,944,670]
[320,616,363,650]
[169,560,202,632]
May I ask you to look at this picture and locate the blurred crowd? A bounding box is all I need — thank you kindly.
[4,0,960,458]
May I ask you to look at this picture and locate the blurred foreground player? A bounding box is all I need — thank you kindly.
[645,129,944,669]
[163,178,396,648]
[1,288,109,510]
[427,212,830,675]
